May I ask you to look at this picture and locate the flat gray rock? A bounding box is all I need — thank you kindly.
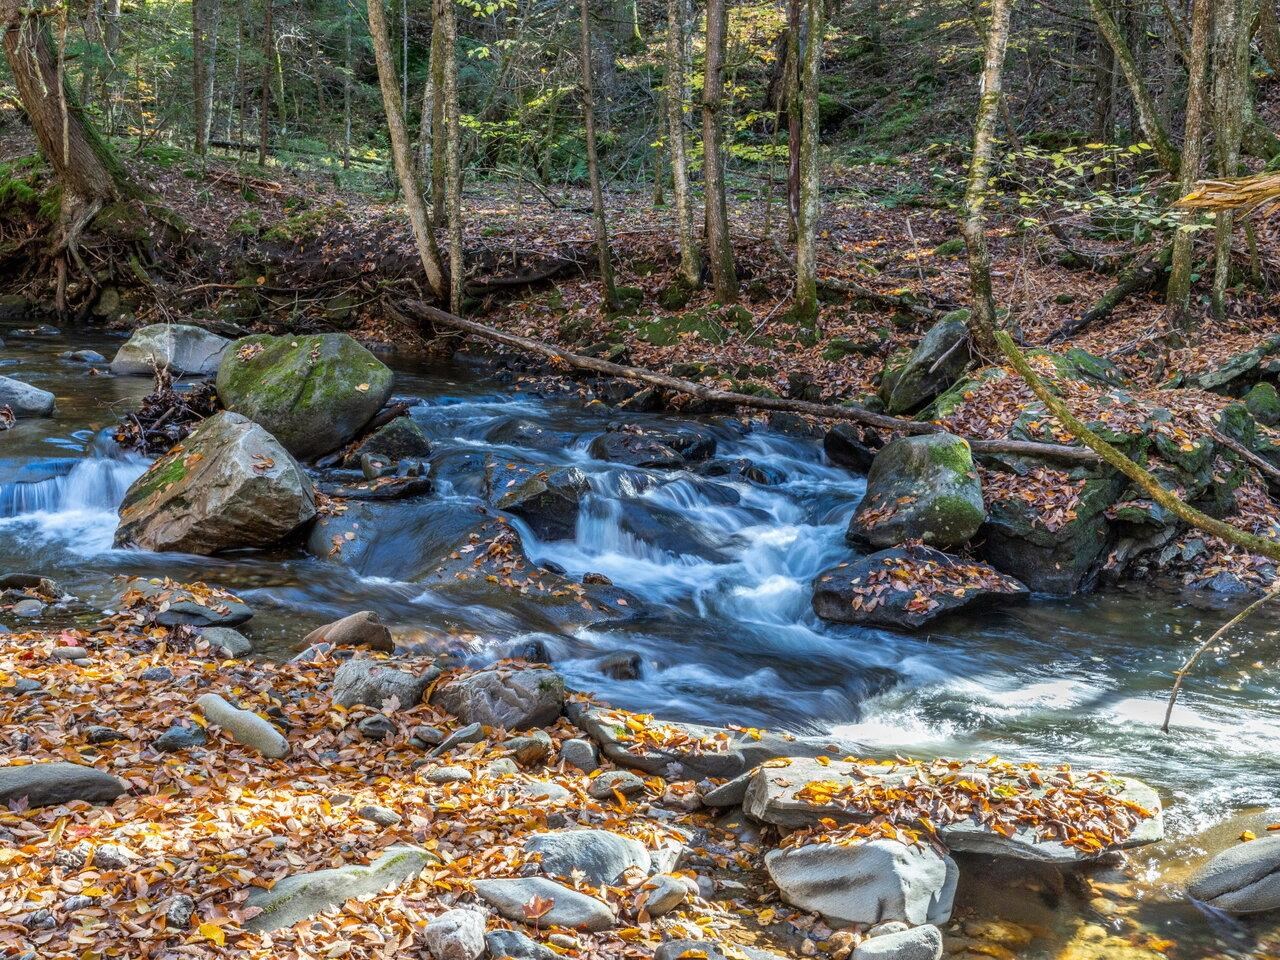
[0,375,55,417]
[472,877,615,932]
[245,846,436,932]
[851,924,943,960]
[525,829,650,886]
[0,762,126,808]
[432,667,565,731]
[110,324,230,376]
[1188,837,1280,914]
[332,657,437,710]
[485,930,558,960]
[744,756,1163,863]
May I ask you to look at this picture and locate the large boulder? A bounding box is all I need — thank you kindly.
[216,333,394,460]
[110,324,230,376]
[0,375,56,416]
[498,467,591,540]
[472,877,615,932]
[431,667,565,730]
[0,762,126,808]
[879,311,971,415]
[245,846,436,932]
[813,545,1027,630]
[848,434,985,549]
[525,829,651,886]
[1187,837,1280,914]
[114,411,315,555]
[765,839,957,926]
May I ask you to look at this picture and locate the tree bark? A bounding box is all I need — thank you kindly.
[664,0,700,289]
[1260,0,1280,76]
[785,0,801,239]
[366,0,449,300]
[343,5,353,169]
[192,0,220,156]
[1087,0,1181,175]
[792,0,824,325]
[702,0,738,303]
[1210,0,1251,318]
[441,0,463,313]
[579,0,618,310]
[960,0,1014,357]
[258,0,272,165]
[427,0,447,225]
[1167,0,1213,326]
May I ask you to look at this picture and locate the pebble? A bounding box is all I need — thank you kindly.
[547,934,577,949]
[153,723,207,752]
[559,737,599,772]
[422,765,473,784]
[357,715,396,741]
[358,804,402,827]
[52,646,88,660]
[139,666,174,682]
[588,769,646,800]
[12,599,44,618]
[165,895,195,928]
[62,895,95,912]
[411,724,445,747]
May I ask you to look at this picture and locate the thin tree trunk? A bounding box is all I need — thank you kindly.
[785,0,800,239]
[101,0,121,129]
[1167,0,1213,327]
[441,0,463,312]
[258,0,272,164]
[960,0,1015,357]
[366,0,449,300]
[702,0,738,303]
[193,0,220,155]
[343,3,353,169]
[401,0,409,123]
[1210,0,1251,318]
[1260,0,1280,76]
[1087,0,1181,175]
[664,0,699,289]
[428,0,447,225]
[792,0,824,325]
[579,0,618,310]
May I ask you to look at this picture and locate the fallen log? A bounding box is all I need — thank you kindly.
[816,277,946,321]
[401,300,1101,465]
[1047,245,1171,342]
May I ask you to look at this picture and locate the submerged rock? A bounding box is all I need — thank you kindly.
[813,545,1027,630]
[110,324,230,376]
[431,667,565,730]
[0,762,126,808]
[879,310,971,415]
[765,838,956,926]
[848,433,985,549]
[588,424,715,469]
[1187,836,1280,914]
[216,332,394,460]
[114,411,315,555]
[0,375,56,417]
[472,877,615,932]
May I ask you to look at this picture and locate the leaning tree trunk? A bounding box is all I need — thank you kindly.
[1167,0,1213,327]
[702,0,738,303]
[664,0,700,290]
[960,0,1015,357]
[366,0,450,300]
[792,0,824,326]
[579,0,618,311]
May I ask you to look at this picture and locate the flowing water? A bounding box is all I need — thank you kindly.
[4,324,1280,957]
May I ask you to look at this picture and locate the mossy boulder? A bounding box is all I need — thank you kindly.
[1247,383,1280,427]
[115,411,316,555]
[216,333,393,460]
[847,433,986,549]
[879,310,971,415]
[341,415,431,467]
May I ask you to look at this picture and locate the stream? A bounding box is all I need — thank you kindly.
[4,323,1280,957]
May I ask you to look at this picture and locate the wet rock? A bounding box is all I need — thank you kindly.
[431,721,484,756]
[0,375,55,417]
[60,349,106,364]
[115,411,316,555]
[197,626,253,657]
[164,895,196,929]
[196,693,289,759]
[357,715,397,741]
[592,650,643,680]
[812,545,1028,630]
[422,908,487,960]
[588,424,716,469]
[1187,836,1280,914]
[696,458,786,485]
[358,804,402,827]
[472,877,615,932]
[505,730,553,766]
[744,757,1163,863]
[588,769,646,800]
[525,829,651,886]
[485,929,559,960]
[879,311,971,415]
[765,839,957,926]
[153,723,208,752]
[9,323,59,338]
[120,581,254,627]
[431,667,565,731]
[331,657,437,710]
[485,418,575,452]
[559,738,598,773]
[0,762,126,809]
[851,924,943,960]
[244,845,437,932]
[11,598,44,617]
[216,332,395,460]
[110,324,231,376]
[847,433,985,549]
[498,467,591,540]
[640,873,688,917]
[342,416,432,467]
[823,424,883,473]
[300,611,394,653]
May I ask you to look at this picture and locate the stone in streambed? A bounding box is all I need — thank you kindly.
[422,908,487,960]
[115,411,315,555]
[485,930,559,960]
[824,423,881,473]
[332,657,437,710]
[0,375,56,417]
[852,925,943,960]
[498,467,591,540]
[640,873,688,917]
[342,415,432,466]
[197,626,253,657]
[431,667,564,731]
[1187,836,1280,914]
[299,610,394,653]
[559,738,598,773]
[588,424,715,469]
[119,580,254,627]
[588,769,646,800]
[196,693,289,759]
[525,829,651,886]
[244,845,437,932]
[847,433,985,549]
[764,838,957,926]
[152,723,207,752]
[110,324,230,376]
[216,332,394,460]
[0,762,126,809]
[472,877,615,932]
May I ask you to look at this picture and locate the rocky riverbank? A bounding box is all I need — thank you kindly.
[1,590,1172,960]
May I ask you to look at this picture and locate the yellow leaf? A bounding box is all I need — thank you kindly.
[357,383,370,392]
[1241,830,1257,842]
[198,922,226,946]
[82,886,108,897]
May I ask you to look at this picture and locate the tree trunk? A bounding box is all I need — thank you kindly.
[792,0,824,325]
[258,0,272,165]
[428,0,447,226]
[960,0,1015,357]
[1167,0,1213,326]
[702,0,738,303]
[1087,0,1181,175]
[192,0,220,156]
[785,0,801,239]
[441,0,463,313]
[1260,0,1280,76]
[1210,0,1251,318]
[579,0,618,310]
[366,0,449,300]
[663,0,699,289]
[343,5,353,169]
